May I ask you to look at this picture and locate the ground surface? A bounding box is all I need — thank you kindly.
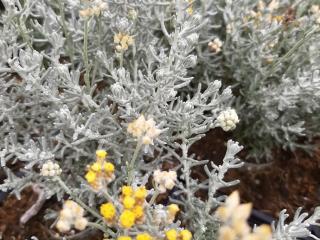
[1,129,320,239]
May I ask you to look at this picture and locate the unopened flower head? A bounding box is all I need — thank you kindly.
[153,170,177,193]
[311,5,320,15]
[79,0,107,17]
[56,200,88,233]
[208,38,223,53]
[217,108,239,131]
[40,160,62,177]
[127,115,161,145]
[114,32,134,52]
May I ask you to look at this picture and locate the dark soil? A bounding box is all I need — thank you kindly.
[190,129,320,218]
[1,129,320,239]
[0,188,103,240]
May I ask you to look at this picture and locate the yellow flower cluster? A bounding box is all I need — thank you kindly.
[216,191,272,240]
[85,150,115,190]
[99,185,148,229]
[165,229,192,240]
[114,33,134,52]
[127,115,161,145]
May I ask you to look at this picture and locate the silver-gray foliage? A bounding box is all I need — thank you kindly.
[0,0,319,239]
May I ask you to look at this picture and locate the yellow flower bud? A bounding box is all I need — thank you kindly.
[123,196,136,209]
[167,204,180,216]
[100,202,116,220]
[132,205,144,219]
[96,150,107,159]
[122,185,133,196]
[136,233,153,240]
[165,229,178,240]
[91,162,102,172]
[118,236,132,240]
[180,229,192,240]
[119,210,136,228]
[104,162,115,173]
[85,170,97,183]
[134,186,147,200]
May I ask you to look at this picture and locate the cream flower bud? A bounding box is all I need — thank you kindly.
[74,217,88,231]
[60,208,74,220]
[56,220,71,233]
[208,38,223,53]
[41,161,62,177]
[311,5,320,14]
[127,115,161,145]
[217,109,239,131]
[153,170,177,193]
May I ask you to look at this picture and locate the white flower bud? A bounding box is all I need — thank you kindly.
[40,161,62,177]
[217,109,240,131]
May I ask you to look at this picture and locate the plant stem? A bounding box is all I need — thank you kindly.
[119,51,124,68]
[127,139,143,184]
[149,188,160,205]
[87,222,113,235]
[265,26,319,80]
[83,18,91,90]
[57,0,74,67]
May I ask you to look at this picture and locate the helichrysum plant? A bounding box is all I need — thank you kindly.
[190,0,320,160]
[0,0,320,239]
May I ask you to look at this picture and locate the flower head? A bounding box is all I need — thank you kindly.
[96,149,107,159]
[56,200,87,233]
[85,170,97,183]
[165,229,178,240]
[118,236,132,240]
[120,210,136,228]
[123,196,136,209]
[114,33,134,52]
[153,170,177,193]
[208,38,223,53]
[216,191,271,240]
[100,202,116,221]
[40,160,62,177]
[132,205,144,219]
[134,186,148,200]
[127,115,161,145]
[180,230,192,240]
[217,109,239,131]
[167,204,180,223]
[122,185,134,196]
[136,233,153,240]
